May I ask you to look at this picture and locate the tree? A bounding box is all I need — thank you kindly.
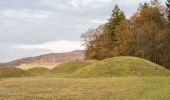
[114,21,131,56]
[102,5,126,58]
[167,0,170,25]
[81,25,104,59]
[128,1,169,68]
[82,5,126,60]
[150,0,161,7]
[82,0,170,69]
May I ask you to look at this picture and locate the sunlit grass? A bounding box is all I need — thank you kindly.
[0,77,170,100]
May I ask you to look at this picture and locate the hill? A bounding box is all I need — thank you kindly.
[0,67,31,78]
[73,57,170,78]
[27,67,50,75]
[51,60,97,74]
[0,50,84,67]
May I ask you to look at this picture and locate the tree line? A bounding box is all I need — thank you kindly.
[81,0,170,69]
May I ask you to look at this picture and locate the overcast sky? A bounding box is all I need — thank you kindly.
[0,0,166,62]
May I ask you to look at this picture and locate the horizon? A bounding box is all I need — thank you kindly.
[0,49,84,63]
[0,0,166,62]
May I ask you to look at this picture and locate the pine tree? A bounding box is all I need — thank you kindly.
[167,0,170,25]
[103,5,126,57]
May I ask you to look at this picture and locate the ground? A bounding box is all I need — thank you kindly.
[0,77,170,100]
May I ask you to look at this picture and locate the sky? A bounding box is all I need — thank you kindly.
[0,0,166,62]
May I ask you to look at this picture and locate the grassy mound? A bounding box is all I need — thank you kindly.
[51,60,96,74]
[0,67,31,78]
[28,67,50,75]
[73,57,170,78]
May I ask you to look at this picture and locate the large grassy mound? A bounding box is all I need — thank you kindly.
[0,67,31,78]
[73,57,170,78]
[51,60,97,74]
[27,67,50,75]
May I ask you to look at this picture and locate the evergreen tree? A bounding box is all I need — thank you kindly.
[103,5,126,57]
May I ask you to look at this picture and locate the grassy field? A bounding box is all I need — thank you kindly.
[0,57,170,99]
[0,77,170,100]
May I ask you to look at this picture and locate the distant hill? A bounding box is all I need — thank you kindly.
[0,50,84,67]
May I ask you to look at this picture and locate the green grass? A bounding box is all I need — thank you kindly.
[51,60,96,74]
[27,67,50,75]
[73,57,170,78]
[0,77,170,100]
[0,67,31,78]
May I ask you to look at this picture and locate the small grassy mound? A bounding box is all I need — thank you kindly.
[73,57,170,78]
[0,67,31,78]
[51,60,96,74]
[28,67,50,75]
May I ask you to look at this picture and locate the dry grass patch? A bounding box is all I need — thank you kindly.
[15,63,59,70]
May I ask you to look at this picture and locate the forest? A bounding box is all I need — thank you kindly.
[81,0,170,69]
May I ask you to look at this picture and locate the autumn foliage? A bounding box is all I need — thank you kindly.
[82,0,170,69]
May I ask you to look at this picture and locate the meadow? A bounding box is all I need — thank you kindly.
[0,57,170,100]
[0,77,170,100]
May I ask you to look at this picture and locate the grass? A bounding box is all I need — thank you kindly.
[73,57,170,78]
[51,60,96,74]
[0,67,31,78]
[27,67,50,75]
[0,57,170,99]
[0,77,170,100]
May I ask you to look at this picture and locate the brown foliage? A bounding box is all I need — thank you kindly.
[82,1,170,69]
